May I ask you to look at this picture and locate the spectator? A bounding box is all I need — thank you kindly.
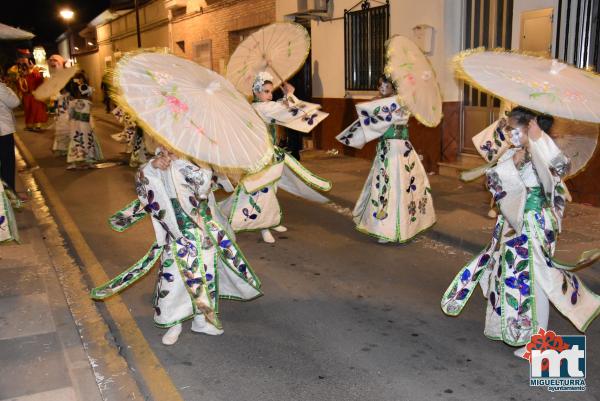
[0,74,20,191]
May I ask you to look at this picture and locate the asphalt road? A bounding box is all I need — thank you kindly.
[16,114,600,401]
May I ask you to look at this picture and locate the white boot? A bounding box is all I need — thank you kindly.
[162,323,182,345]
[261,229,275,243]
[272,225,287,233]
[191,314,223,336]
[513,345,527,358]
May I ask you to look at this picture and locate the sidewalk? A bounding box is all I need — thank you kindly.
[0,175,103,401]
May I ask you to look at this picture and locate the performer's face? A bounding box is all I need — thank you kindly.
[256,83,273,102]
[48,57,63,70]
[16,58,30,73]
[505,117,530,148]
[378,80,394,97]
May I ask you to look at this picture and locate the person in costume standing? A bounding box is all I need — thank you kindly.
[337,75,436,243]
[220,72,332,243]
[16,51,48,131]
[66,79,103,169]
[92,148,262,345]
[441,106,600,356]
[45,55,72,156]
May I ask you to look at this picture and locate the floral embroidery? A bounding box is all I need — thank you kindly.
[371,140,390,220]
[338,121,361,145]
[360,102,399,126]
[486,170,507,202]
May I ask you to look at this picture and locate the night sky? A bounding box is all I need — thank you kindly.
[2,0,111,51]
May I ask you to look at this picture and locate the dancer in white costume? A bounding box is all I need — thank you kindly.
[92,149,262,345]
[441,107,600,356]
[337,75,436,243]
[51,90,71,155]
[220,72,331,243]
[66,81,103,169]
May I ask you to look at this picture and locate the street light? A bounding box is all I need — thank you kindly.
[59,8,75,61]
[60,9,74,21]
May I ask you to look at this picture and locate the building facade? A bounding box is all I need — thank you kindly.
[72,0,600,205]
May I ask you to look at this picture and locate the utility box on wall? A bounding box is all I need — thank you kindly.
[412,24,434,54]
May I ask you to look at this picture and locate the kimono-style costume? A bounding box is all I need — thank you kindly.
[336,96,436,242]
[110,107,151,167]
[91,158,261,329]
[67,99,104,164]
[18,67,48,128]
[52,93,72,155]
[441,133,600,346]
[0,180,19,243]
[219,96,331,232]
[128,127,152,168]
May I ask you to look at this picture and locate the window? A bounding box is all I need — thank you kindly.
[554,0,600,71]
[461,0,513,153]
[344,1,390,91]
[193,39,212,70]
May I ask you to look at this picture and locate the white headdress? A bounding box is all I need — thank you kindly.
[252,71,274,94]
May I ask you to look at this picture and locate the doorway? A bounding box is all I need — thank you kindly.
[520,8,554,56]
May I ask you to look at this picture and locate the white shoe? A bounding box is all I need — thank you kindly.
[191,315,223,336]
[377,238,389,244]
[261,229,275,243]
[272,225,288,233]
[487,209,497,219]
[162,324,182,345]
[513,345,527,358]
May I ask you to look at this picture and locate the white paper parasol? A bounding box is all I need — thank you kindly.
[551,119,599,179]
[0,23,34,40]
[385,35,442,127]
[226,22,310,98]
[456,49,600,123]
[33,67,78,101]
[111,51,273,172]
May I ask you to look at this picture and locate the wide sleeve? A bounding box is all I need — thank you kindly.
[355,96,409,143]
[136,162,183,245]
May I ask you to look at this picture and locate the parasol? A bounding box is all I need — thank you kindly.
[455,49,600,123]
[551,119,599,179]
[384,35,442,127]
[0,23,34,40]
[33,67,78,101]
[111,50,273,172]
[226,22,310,98]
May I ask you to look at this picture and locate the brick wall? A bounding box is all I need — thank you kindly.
[171,0,276,74]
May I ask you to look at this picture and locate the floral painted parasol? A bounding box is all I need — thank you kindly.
[226,22,311,98]
[110,50,273,172]
[455,49,600,123]
[385,35,443,127]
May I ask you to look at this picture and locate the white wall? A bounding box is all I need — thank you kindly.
[277,0,462,102]
[511,0,558,51]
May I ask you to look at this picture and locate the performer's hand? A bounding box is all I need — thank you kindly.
[282,83,295,96]
[527,119,543,142]
[151,154,172,170]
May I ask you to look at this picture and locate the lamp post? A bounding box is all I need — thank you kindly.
[59,8,75,61]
